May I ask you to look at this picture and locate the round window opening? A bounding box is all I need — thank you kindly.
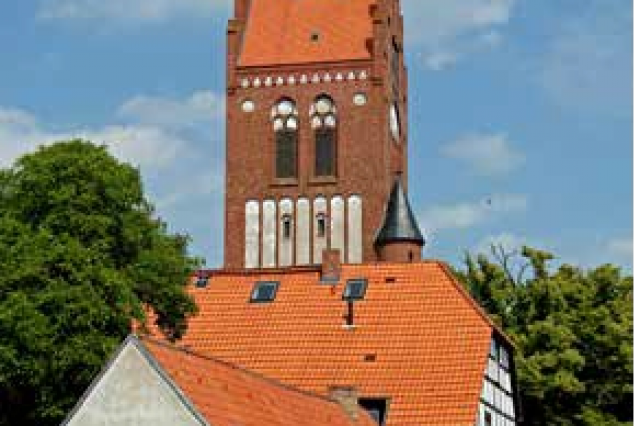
[241,99,255,113]
[353,93,367,106]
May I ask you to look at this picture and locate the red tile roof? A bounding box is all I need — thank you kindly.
[238,0,375,67]
[142,336,376,426]
[150,261,499,426]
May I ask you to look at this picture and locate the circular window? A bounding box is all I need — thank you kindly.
[353,93,367,106]
[241,99,255,113]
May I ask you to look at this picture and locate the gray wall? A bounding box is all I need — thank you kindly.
[66,342,204,426]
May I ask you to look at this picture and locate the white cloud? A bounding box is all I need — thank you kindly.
[540,0,631,117]
[605,237,633,259]
[0,90,223,170]
[441,133,524,176]
[403,0,515,70]
[118,91,225,129]
[0,107,186,170]
[421,194,528,231]
[474,232,527,254]
[38,0,230,24]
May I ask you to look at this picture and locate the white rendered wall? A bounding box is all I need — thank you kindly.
[244,200,260,269]
[65,343,203,426]
[262,200,277,268]
[296,198,311,265]
[330,196,345,262]
[278,198,294,267]
[313,196,328,264]
[347,195,363,264]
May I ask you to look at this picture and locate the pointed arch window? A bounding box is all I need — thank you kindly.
[272,98,299,179]
[310,95,337,177]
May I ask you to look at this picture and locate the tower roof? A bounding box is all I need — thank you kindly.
[238,0,375,67]
[375,177,425,247]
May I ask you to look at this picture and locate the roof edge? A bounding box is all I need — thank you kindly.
[435,261,515,347]
[139,335,374,416]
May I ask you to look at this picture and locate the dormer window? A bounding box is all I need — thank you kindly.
[359,398,388,425]
[310,95,337,177]
[272,98,299,179]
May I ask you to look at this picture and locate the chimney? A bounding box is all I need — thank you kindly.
[234,0,250,20]
[329,386,359,421]
[321,249,342,283]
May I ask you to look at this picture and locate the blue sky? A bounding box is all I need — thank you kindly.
[0,0,632,271]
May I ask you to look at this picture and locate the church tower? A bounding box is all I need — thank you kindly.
[224,0,424,269]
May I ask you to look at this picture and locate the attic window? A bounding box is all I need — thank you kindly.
[250,281,279,303]
[195,276,209,288]
[359,398,388,426]
[343,279,368,301]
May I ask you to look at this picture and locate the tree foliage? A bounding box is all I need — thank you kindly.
[0,140,199,425]
[459,246,633,426]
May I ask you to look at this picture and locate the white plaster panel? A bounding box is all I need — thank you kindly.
[313,196,328,264]
[347,195,363,264]
[262,200,277,268]
[330,196,345,262]
[66,342,203,426]
[296,198,311,265]
[278,198,294,267]
[244,201,260,269]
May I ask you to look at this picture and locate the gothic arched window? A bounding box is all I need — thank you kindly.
[272,98,298,179]
[310,95,337,177]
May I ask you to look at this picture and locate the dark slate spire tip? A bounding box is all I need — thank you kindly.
[375,176,425,247]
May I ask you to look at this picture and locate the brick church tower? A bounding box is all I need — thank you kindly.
[225,0,424,269]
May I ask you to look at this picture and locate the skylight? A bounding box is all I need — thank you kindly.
[250,281,279,303]
[195,276,209,288]
[343,279,368,301]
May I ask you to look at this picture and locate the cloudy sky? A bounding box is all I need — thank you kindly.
[0,0,632,270]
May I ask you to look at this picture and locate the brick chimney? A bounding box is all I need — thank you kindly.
[329,386,359,421]
[321,249,342,283]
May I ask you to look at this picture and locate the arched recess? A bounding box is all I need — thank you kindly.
[313,196,328,264]
[262,200,277,268]
[347,195,363,264]
[310,95,337,177]
[330,196,345,262]
[278,198,294,267]
[272,98,299,179]
[245,200,260,269]
[296,198,311,265]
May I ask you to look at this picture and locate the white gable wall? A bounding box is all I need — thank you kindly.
[65,340,205,426]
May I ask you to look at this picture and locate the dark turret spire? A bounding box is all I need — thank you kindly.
[375,177,425,262]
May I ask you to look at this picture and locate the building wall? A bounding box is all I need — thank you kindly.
[224,0,409,269]
[65,343,203,426]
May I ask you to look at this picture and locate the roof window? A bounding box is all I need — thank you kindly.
[343,279,368,301]
[359,398,388,425]
[250,281,279,303]
[195,275,209,288]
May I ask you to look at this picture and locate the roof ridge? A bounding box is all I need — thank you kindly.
[193,259,446,277]
[139,334,361,409]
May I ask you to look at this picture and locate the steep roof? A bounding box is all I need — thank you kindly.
[375,177,426,247]
[238,0,375,67]
[141,336,377,426]
[150,261,500,426]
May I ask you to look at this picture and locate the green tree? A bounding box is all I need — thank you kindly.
[459,246,632,426]
[0,140,199,425]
